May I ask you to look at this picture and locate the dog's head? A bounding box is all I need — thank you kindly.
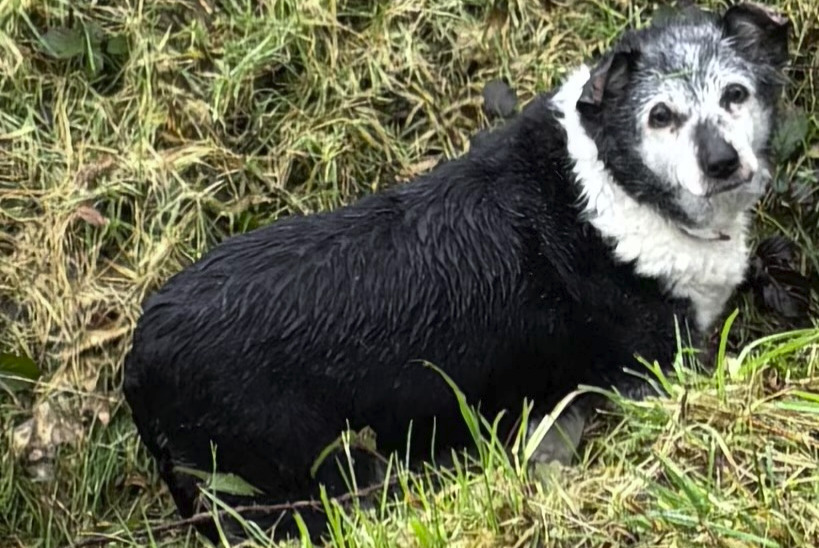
[577,3,790,234]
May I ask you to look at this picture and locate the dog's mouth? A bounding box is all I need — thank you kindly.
[705,179,745,197]
[704,172,755,198]
[679,225,732,241]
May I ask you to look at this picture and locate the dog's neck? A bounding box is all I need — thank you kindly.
[551,65,753,334]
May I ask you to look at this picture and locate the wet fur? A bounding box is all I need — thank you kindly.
[123,3,790,542]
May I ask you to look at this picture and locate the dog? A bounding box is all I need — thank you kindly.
[122,2,790,542]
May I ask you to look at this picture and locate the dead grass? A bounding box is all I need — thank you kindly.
[0,0,817,547]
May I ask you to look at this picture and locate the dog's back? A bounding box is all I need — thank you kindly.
[124,100,588,537]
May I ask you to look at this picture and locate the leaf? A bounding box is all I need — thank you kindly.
[0,352,41,393]
[770,172,789,194]
[173,465,211,482]
[309,426,379,478]
[772,108,809,162]
[748,235,813,325]
[106,34,129,56]
[790,178,817,208]
[174,466,263,496]
[485,5,508,35]
[75,156,117,188]
[482,79,518,120]
[83,21,105,47]
[41,27,85,60]
[0,353,40,380]
[756,236,795,264]
[206,471,263,497]
[349,425,378,454]
[760,271,811,319]
[75,205,108,227]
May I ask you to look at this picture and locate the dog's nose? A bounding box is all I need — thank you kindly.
[702,142,740,179]
[697,131,740,180]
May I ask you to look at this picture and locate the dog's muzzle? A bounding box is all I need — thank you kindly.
[696,122,750,196]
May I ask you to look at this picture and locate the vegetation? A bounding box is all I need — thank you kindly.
[1,0,817,546]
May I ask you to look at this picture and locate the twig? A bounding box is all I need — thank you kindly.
[68,479,396,548]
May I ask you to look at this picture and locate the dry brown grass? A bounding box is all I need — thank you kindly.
[1,0,817,546]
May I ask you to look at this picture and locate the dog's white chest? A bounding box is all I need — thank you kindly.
[552,66,752,333]
[597,198,750,331]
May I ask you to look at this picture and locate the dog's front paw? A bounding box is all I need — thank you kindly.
[525,404,588,469]
[529,426,578,467]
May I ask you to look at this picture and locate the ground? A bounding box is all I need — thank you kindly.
[1,0,818,547]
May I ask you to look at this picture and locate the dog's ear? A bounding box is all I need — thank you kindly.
[722,3,790,67]
[578,49,639,109]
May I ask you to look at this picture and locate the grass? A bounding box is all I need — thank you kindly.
[0,0,817,546]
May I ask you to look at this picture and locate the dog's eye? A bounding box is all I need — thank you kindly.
[723,84,749,106]
[648,103,674,129]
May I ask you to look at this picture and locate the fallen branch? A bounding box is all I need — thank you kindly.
[69,478,395,548]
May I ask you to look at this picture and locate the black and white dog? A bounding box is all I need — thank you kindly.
[123,2,790,541]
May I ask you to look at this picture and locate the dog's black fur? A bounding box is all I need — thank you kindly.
[124,91,690,540]
[123,3,788,542]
